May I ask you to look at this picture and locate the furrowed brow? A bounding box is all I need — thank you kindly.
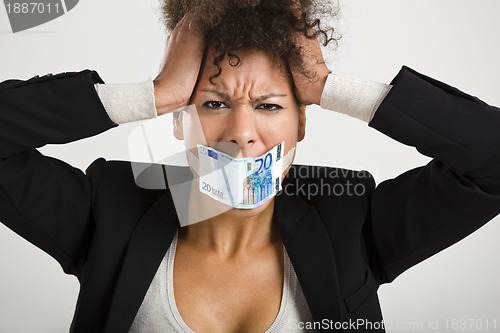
[200,89,287,102]
[199,89,230,100]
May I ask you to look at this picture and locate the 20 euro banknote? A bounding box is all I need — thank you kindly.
[197,142,284,209]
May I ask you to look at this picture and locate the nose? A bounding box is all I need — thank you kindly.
[223,106,257,152]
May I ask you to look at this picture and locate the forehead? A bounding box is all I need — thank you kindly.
[197,48,293,91]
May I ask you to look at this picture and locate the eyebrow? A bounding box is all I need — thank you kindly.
[199,89,287,102]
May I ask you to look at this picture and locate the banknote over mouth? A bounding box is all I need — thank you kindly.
[187,142,296,209]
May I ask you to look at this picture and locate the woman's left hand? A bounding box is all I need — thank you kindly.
[291,31,331,106]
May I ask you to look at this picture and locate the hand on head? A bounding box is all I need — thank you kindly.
[290,29,331,106]
[153,14,205,115]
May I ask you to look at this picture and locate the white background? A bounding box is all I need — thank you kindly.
[1,0,500,332]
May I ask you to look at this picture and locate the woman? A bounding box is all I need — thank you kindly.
[1,0,500,332]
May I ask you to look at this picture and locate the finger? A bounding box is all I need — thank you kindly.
[297,30,327,67]
[290,29,331,105]
[175,14,188,29]
[292,29,327,76]
[158,35,171,72]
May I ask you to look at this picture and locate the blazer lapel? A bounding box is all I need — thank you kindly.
[103,191,179,333]
[274,190,345,331]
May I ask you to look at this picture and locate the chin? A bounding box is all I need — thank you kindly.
[222,197,275,218]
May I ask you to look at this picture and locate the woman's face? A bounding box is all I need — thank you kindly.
[175,48,306,218]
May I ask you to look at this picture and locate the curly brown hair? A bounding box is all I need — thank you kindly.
[161,0,339,84]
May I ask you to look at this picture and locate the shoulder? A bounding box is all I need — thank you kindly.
[85,158,174,216]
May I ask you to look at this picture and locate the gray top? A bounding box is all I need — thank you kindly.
[128,231,316,333]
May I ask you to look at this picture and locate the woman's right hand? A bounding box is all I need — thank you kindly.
[153,15,205,115]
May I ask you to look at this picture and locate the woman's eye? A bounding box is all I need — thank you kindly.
[256,104,283,112]
[202,101,229,110]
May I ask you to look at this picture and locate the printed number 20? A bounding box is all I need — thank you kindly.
[255,153,272,173]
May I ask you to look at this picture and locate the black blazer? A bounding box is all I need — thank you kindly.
[1,66,500,333]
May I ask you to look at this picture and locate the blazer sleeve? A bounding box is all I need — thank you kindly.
[0,71,117,276]
[365,66,500,284]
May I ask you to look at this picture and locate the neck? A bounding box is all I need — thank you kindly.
[178,198,280,258]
